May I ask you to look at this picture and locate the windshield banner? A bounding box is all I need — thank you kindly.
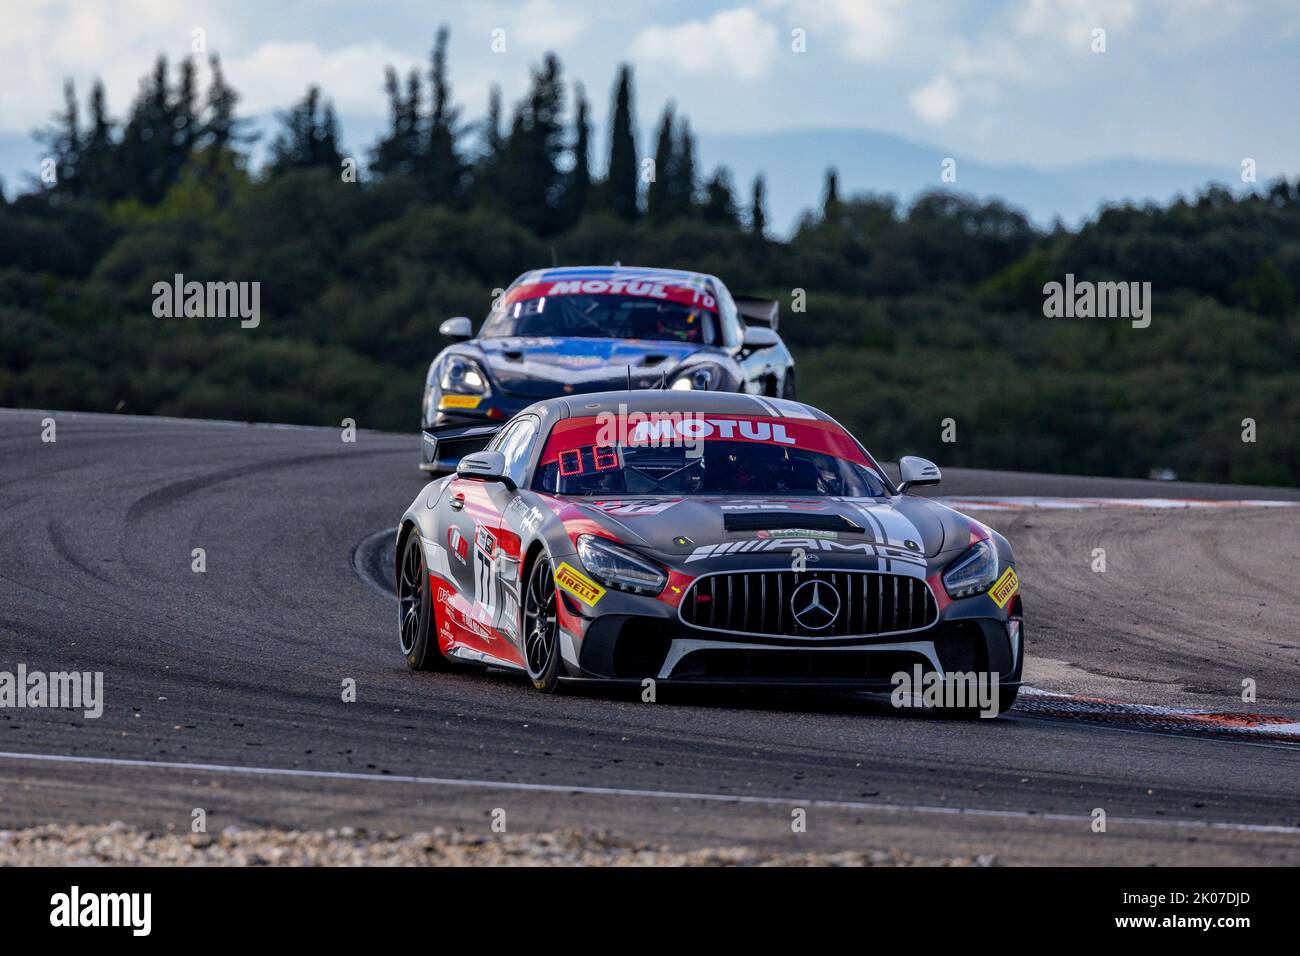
[539,415,871,465]
[503,279,718,312]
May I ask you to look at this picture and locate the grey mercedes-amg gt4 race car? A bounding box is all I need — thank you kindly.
[396,391,1023,714]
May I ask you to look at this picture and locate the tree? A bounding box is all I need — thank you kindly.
[701,166,740,226]
[502,53,566,234]
[563,81,593,227]
[81,80,118,201]
[645,103,676,224]
[750,174,768,237]
[36,80,82,197]
[821,167,842,223]
[483,84,504,161]
[369,66,422,178]
[472,83,506,207]
[604,64,638,221]
[203,55,239,157]
[115,57,191,203]
[269,86,343,174]
[425,25,463,203]
[176,58,199,156]
[673,116,697,217]
[199,54,255,203]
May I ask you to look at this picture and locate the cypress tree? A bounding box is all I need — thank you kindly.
[674,116,697,216]
[701,166,739,226]
[564,81,592,227]
[81,80,115,200]
[269,86,342,173]
[822,167,842,223]
[646,102,675,224]
[369,66,421,178]
[604,64,638,221]
[201,54,253,203]
[473,84,505,207]
[750,173,768,237]
[426,25,463,203]
[39,79,82,197]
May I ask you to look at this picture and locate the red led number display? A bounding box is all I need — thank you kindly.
[557,445,619,476]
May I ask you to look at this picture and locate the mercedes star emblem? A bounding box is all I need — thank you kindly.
[790,579,841,631]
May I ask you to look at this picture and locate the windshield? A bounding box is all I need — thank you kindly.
[534,414,889,497]
[481,278,718,345]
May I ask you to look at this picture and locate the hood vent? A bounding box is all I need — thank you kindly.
[723,512,863,533]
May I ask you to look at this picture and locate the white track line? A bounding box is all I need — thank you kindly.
[939,496,1297,510]
[1,749,1297,836]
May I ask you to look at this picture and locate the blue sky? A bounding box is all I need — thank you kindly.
[4,0,1298,211]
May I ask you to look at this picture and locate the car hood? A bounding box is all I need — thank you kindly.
[562,495,977,572]
[475,336,712,399]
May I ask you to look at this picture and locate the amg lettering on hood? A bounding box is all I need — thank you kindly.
[685,537,927,569]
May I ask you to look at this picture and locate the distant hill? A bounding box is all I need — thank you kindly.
[0,123,1256,232]
[696,127,1251,233]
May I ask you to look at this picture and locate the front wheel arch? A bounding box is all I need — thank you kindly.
[521,546,563,693]
[395,520,418,593]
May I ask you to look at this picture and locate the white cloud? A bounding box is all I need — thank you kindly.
[510,0,586,49]
[629,7,780,82]
[226,40,421,116]
[1015,0,1139,51]
[909,73,959,125]
[0,0,230,133]
[904,0,1143,125]
[776,0,906,62]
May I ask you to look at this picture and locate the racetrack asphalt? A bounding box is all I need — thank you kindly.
[1,408,1298,865]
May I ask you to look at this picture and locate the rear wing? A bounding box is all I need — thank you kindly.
[733,295,779,331]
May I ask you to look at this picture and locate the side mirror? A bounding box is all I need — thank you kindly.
[456,450,513,487]
[439,317,473,341]
[741,325,779,353]
[898,456,941,494]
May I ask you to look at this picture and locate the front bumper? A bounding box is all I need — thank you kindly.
[556,575,1023,701]
[574,614,1019,689]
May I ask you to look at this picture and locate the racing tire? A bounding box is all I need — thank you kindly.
[398,529,449,671]
[522,552,563,693]
[937,685,1019,720]
[781,368,796,400]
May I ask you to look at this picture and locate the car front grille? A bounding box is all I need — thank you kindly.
[679,570,938,639]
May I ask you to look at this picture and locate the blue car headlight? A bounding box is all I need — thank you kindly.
[577,535,667,595]
[669,364,723,391]
[439,355,491,396]
[942,540,999,599]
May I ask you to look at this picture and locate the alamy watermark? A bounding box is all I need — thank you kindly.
[891,665,1002,718]
[50,886,151,936]
[1042,274,1151,328]
[0,664,103,718]
[152,273,260,328]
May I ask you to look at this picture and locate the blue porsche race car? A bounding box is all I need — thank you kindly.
[419,266,796,473]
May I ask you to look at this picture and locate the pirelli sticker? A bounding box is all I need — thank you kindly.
[439,394,482,410]
[555,562,605,606]
[989,567,1019,608]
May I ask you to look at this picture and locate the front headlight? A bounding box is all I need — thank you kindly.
[669,364,722,391]
[942,540,999,599]
[439,355,491,395]
[576,535,667,595]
